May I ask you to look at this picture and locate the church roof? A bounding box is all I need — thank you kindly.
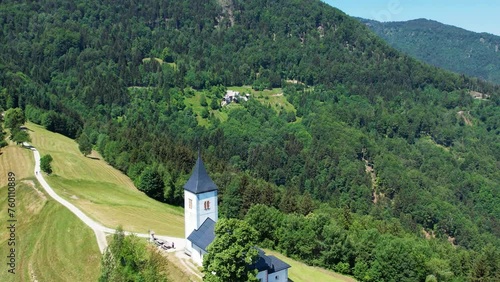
[187,221,291,274]
[187,218,216,252]
[250,248,291,274]
[184,154,218,194]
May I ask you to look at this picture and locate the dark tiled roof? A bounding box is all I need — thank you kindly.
[249,248,291,274]
[187,218,216,252]
[184,155,218,194]
[188,224,291,273]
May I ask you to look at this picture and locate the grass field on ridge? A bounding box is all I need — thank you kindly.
[27,122,184,237]
[0,141,33,187]
[0,179,101,282]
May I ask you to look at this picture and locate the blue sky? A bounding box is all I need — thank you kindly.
[322,0,500,36]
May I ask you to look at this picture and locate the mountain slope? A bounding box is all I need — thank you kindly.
[360,18,500,84]
[1,0,500,280]
[0,180,100,281]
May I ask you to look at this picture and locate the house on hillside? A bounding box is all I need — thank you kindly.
[225,90,239,103]
[183,155,290,282]
[221,90,250,106]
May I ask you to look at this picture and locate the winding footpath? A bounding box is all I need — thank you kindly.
[30,145,185,254]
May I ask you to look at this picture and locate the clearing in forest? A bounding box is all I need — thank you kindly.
[228,86,296,113]
[185,86,297,127]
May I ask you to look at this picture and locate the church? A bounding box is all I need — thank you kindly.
[183,155,290,282]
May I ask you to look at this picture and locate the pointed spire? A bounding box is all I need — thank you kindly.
[184,153,218,194]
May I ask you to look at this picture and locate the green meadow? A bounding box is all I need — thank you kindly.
[184,86,298,127]
[27,122,184,237]
[0,140,195,281]
[227,86,296,113]
[0,180,100,282]
[0,141,34,188]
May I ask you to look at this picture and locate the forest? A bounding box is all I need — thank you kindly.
[1,0,499,281]
[361,18,500,85]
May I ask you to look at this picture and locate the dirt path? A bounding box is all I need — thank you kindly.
[457,111,473,126]
[364,157,380,204]
[30,145,185,254]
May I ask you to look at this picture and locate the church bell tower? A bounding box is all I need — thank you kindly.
[183,154,218,240]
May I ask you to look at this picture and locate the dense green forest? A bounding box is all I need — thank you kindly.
[360,18,500,85]
[1,0,500,281]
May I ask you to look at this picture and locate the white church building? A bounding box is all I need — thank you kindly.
[183,155,290,282]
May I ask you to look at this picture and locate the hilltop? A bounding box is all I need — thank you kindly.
[360,18,500,84]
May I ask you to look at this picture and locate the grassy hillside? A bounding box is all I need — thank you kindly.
[0,179,100,282]
[228,86,296,113]
[360,18,500,84]
[183,86,296,127]
[0,142,192,282]
[0,142,33,187]
[26,122,184,237]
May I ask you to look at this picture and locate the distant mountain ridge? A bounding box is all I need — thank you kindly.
[360,18,500,84]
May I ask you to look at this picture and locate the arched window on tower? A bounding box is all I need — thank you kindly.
[204,200,210,210]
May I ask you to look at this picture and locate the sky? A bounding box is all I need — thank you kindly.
[322,0,500,36]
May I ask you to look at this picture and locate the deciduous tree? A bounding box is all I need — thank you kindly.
[200,94,208,107]
[203,218,259,282]
[245,204,283,248]
[210,97,220,110]
[78,133,92,156]
[11,129,31,145]
[40,154,53,174]
[137,167,164,200]
[99,227,169,282]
